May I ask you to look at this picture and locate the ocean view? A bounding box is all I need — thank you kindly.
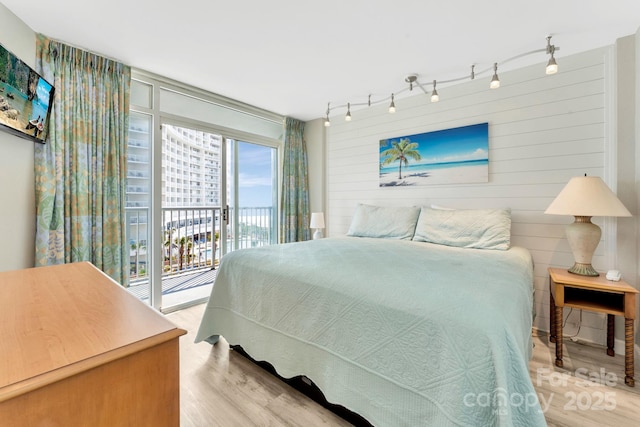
[379,158,488,175]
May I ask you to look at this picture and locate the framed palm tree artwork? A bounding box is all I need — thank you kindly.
[379,122,489,187]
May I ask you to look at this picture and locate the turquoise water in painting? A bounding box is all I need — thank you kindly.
[379,158,487,175]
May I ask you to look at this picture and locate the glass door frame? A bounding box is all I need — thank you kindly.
[224,138,280,254]
[151,114,281,312]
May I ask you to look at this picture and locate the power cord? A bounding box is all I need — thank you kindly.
[562,308,582,341]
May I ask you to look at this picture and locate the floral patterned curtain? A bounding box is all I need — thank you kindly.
[34,34,131,285]
[280,117,310,242]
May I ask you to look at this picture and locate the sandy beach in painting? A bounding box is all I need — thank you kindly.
[379,163,487,187]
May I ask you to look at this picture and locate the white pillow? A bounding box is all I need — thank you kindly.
[347,204,420,240]
[413,207,511,250]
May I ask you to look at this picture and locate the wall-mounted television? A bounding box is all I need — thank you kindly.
[0,42,54,144]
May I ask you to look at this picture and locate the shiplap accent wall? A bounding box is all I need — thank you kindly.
[326,47,614,341]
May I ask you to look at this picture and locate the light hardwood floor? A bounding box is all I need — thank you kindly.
[168,304,640,426]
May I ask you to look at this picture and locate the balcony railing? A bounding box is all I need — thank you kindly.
[127,206,275,287]
[127,207,150,282]
[162,206,221,275]
[232,206,276,250]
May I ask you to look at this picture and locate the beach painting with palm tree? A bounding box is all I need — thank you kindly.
[379,122,488,187]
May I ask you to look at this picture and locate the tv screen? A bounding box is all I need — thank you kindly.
[0,42,54,144]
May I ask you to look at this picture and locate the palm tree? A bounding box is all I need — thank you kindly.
[178,236,187,270]
[186,239,193,268]
[380,138,422,179]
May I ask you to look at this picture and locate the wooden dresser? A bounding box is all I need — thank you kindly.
[0,262,187,426]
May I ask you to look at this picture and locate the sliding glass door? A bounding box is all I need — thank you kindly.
[126,74,283,312]
[158,123,223,309]
[126,119,278,311]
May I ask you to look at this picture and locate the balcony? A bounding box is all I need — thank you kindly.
[126,205,275,308]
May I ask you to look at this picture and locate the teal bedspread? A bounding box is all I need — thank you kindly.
[195,237,546,426]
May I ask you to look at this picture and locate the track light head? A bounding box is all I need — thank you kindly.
[324,103,331,126]
[490,63,500,89]
[431,80,439,103]
[546,36,559,75]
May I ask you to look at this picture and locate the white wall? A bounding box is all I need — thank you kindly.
[305,118,326,219]
[615,35,638,348]
[0,5,36,272]
[325,46,626,345]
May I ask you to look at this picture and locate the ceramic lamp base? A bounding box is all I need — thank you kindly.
[313,229,323,240]
[565,216,601,277]
[568,262,599,277]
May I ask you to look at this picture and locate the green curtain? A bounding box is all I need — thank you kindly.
[34,34,131,285]
[280,117,310,242]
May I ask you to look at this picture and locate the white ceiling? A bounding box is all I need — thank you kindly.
[2,1,640,121]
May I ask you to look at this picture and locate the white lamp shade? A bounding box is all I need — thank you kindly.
[545,176,631,217]
[310,212,325,229]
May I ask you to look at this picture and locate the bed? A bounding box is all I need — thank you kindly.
[195,205,546,426]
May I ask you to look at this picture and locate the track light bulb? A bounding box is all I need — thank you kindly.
[490,63,500,89]
[546,56,558,75]
[431,80,439,103]
[345,103,352,121]
[546,48,558,75]
[388,94,396,113]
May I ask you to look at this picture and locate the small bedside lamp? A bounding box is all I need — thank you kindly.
[310,212,325,240]
[545,175,631,276]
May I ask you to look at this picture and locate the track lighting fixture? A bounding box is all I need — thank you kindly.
[388,94,396,113]
[490,63,500,89]
[546,36,558,75]
[322,35,560,123]
[431,80,439,103]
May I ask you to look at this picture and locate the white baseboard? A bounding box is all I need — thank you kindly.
[532,327,640,360]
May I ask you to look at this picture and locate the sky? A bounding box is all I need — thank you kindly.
[237,141,275,207]
[380,122,489,165]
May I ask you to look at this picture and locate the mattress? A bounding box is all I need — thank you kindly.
[195,237,545,426]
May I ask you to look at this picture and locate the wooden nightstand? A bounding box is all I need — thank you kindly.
[548,267,638,387]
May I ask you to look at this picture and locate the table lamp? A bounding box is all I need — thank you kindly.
[310,212,325,240]
[544,175,631,276]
